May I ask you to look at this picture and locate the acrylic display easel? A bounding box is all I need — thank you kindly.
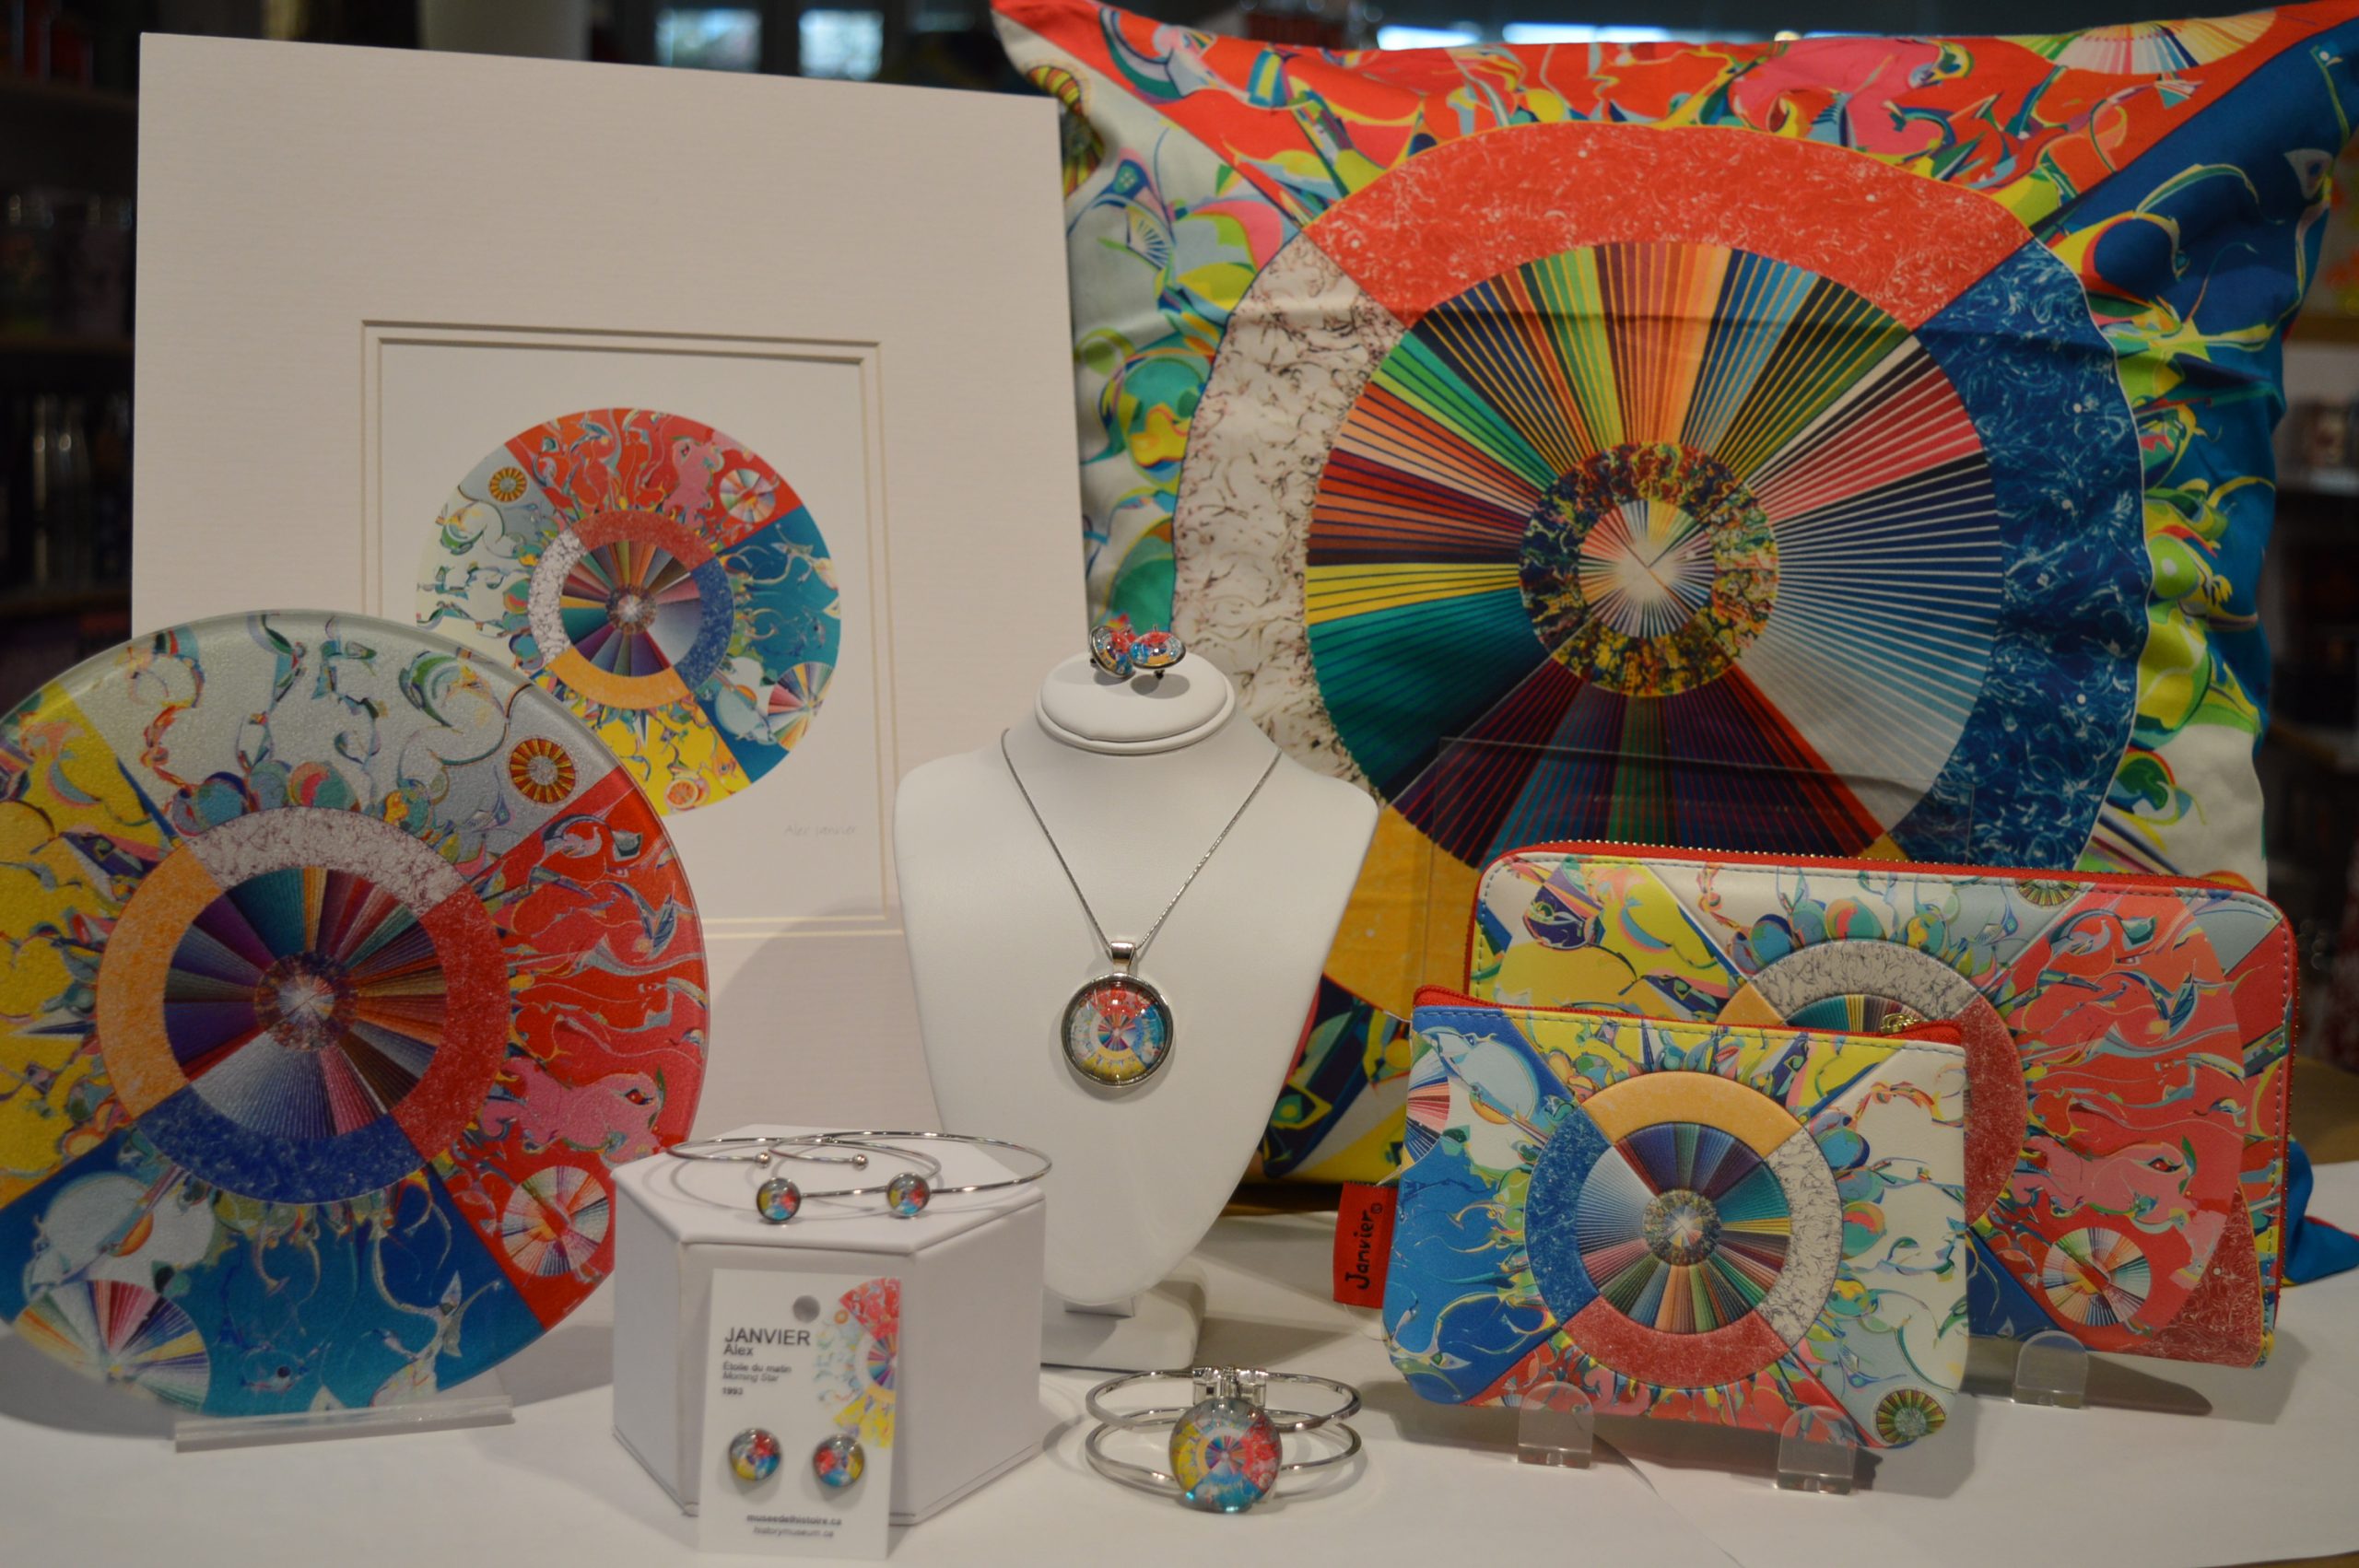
[1510,1387,1867,1493]
[173,1375,513,1452]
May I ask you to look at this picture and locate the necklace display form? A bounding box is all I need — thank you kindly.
[999,731,1281,1088]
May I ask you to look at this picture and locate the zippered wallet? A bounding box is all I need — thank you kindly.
[1468,847,2295,1365]
[1384,988,1968,1447]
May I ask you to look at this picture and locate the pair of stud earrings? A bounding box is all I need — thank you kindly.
[1089,624,1184,679]
[666,1130,1052,1225]
[729,1427,864,1491]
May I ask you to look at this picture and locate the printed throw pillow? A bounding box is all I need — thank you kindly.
[997,0,2359,1180]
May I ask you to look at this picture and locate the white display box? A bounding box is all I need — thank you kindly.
[613,1126,1048,1526]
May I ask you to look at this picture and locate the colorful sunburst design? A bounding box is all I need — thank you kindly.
[2040,1226,2154,1328]
[1873,1387,1947,1445]
[506,737,577,805]
[2022,12,2276,74]
[499,1165,612,1279]
[1284,211,2137,867]
[0,611,709,1416]
[1573,1123,1793,1333]
[1387,996,1967,1447]
[14,1281,212,1409]
[417,407,839,814]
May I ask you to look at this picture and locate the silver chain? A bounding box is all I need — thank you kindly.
[999,729,1282,967]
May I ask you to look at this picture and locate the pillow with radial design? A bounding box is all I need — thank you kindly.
[997,0,2359,1182]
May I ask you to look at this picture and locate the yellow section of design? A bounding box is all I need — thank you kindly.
[0,685,173,1204]
[1305,562,1520,626]
[1482,859,1736,1013]
[1321,806,1475,1021]
[593,704,751,814]
[1581,1068,1797,1153]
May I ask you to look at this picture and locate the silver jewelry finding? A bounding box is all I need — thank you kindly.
[665,1135,943,1223]
[1001,731,1281,1089]
[1084,1367,1363,1513]
[807,1131,1051,1211]
[1086,1367,1362,1433]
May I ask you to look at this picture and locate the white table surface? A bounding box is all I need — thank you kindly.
[5,1164,2357,1567]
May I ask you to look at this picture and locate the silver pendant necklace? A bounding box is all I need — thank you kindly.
[1000,730,1281,1088]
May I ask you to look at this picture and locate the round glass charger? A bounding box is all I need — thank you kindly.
[0,610,709,1416]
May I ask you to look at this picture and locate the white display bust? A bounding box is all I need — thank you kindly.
[894,652,1376,1316]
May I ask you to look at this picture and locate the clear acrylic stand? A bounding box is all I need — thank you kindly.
[1962,1330,2213,1417]
[2009,1329,2090,1409]
[1514,1386,1594,1469]
[1514,1387,1865,1492]
[1772,1409,1863,1493]
[173,1371,513,1452]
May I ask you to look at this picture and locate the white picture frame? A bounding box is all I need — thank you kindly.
[133,37,1085,1129]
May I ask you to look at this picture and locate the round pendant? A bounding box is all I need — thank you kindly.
[1061,973,1174,1087]
[1168,1396,1280,1513]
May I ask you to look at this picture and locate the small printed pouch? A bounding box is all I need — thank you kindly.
[1468,847,2296,1366]
[1383,988,1969,1450]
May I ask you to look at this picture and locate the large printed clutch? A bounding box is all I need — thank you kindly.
[1383,989,1968,1449]
[1469,848,2294,1366]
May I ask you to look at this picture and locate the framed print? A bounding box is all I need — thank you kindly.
[133,38,1085,1128]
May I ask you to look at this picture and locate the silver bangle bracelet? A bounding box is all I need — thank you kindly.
[665,1135,945,1223]
[668,1130,1050,1223]
[806,1130,1053,1201]
[1083,1367,1364,1513]
[1086,1367,1362,1433]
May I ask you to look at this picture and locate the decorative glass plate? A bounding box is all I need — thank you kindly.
[0,611,709,1415]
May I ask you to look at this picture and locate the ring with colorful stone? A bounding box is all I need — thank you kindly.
[663,1134,943,1223]
[1089,625,1187,680]
[1083,1368,1364,1513]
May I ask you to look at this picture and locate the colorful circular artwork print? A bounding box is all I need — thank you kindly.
[1524,1072,1839,1384]
[0,612,709,1415]
[1168,1396,1280,1513]
[1172,120,2148,1188]
[417,407,839,813]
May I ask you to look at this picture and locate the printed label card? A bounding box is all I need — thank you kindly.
[698,1270,900,1558]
